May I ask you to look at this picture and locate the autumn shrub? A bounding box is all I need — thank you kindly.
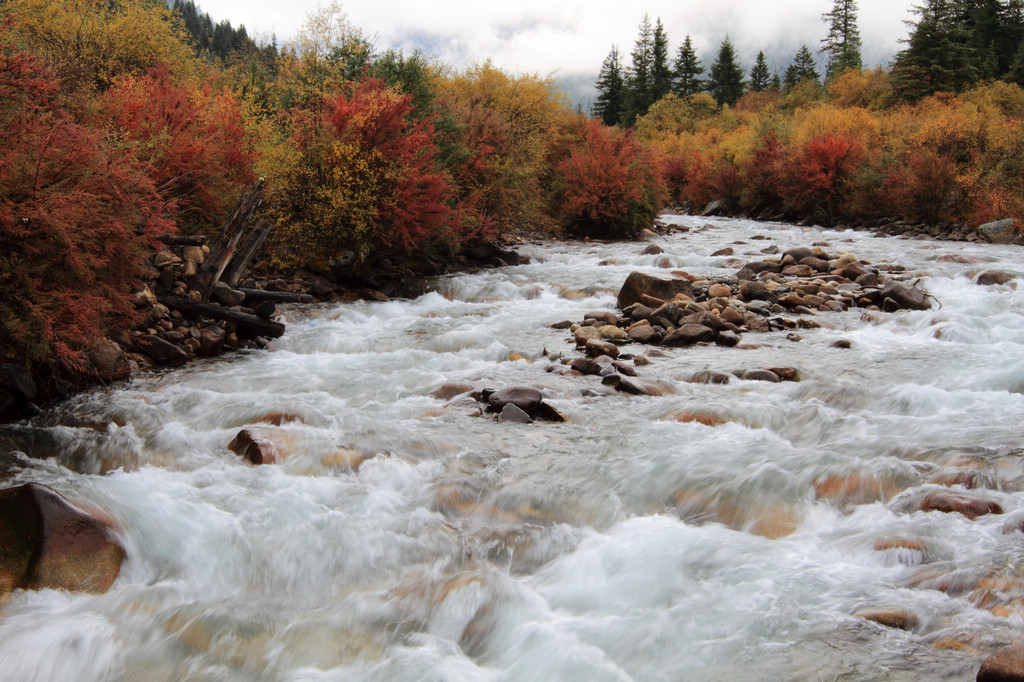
[778,134,865,224]
[98,66,257,230]
[547,116,666,239]
[0,43,173,371]
[269,78,473,269]
[881,148,962,223]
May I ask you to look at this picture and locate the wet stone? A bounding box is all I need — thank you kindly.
[920,491,1003,520]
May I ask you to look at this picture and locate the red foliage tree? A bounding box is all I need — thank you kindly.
[98,67,256,230]
[275,79,474,267]
[549,116,666,239]
[779,134,864,224]
[881,148,961,223]
[0,41,173,371]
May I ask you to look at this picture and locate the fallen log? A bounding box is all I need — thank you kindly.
[237,288,315,305]
[224,218,273,287]
[159,295,285,339]
[193,178,264,301]
[158,235,208,246]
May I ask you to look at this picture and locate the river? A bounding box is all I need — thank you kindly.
[2,214,1024,681]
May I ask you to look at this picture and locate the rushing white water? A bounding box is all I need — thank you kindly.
[4,215,1024,681]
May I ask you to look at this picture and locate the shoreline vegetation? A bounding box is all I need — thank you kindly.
[3,0,1024,421]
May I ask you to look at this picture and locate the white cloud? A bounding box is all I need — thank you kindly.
[197,0,916,76]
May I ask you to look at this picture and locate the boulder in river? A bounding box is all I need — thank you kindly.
[229,427,286,465]
[879,281,932,311]
[617,271,693,309]
[662,324,716,347]
[0,483,124,596]
[978,218,1017,244]
[920,491,1002,519]
[978,640,1024,682]
[487,387,544,417]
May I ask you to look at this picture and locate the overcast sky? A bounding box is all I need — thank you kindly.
[198,0,916,77]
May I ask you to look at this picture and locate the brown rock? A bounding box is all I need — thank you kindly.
[571,357,603,375]
[198,326,226,357]
[584,311,618,325]
[800,256,831,272]
[586,339,620,359]
[488,387,544,416]
[880,281,932,310]
[715,330,741,347]
[628,325,659,343]
[153,250,181,268]
[740,369,780,382]
[662,324,716,346]
[248,412,303,426]
[0,483,124,596]
[642,244,664,255]
[617,271,693,309]
[978,218,1017,244]
[707,283,732,298]
[182,245,205,265]
[88,339,132,381]
[921,491,1002,519]
[135,334,189,367]
[977,270,1015,286]
[978,640,1024,682]
[852,608,918,630]
[688,371,731,384]
[782,264,815,277]
[536,401,568,422]
[228,427,284,465]
[431,384,475,401]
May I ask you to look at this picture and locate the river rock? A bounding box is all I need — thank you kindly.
[628,325,659,343]
[498,404,532,423]
[570,357,603,375]
[920,491,1002,519]
[739,369,781,382]
[782,264,815,277]
[135,334,189,367]
[641,244,663,255]
[0,483,124,595]
[617,271,693,309]
[707,283,732,298]
[198,326,226,357]
[622,303,654,321]
[574,326,601,346]
[586,339,620,359]
[212,282,246,307]
[488,387,544,416]
[228,427,283,465]
[662,324,716,346]
[431,384,475,401]
[978,218,1017,244]
[153,250,181,268]
[584,311,618,325]
[182,245,205,265]
[87,339,132,381]
[879,281,932,310]
[599,325,628,341]
[688,371,731,384]
[977,270,1015,286]
[715,330,740,347]
[852,608,918,630]
[978,640,1024,681]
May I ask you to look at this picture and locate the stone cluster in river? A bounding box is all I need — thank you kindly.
[542,244,934,397]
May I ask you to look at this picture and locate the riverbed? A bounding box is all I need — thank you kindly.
[3,215,1024,681]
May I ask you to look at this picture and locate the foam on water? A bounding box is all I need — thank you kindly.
[4,216,1024,680]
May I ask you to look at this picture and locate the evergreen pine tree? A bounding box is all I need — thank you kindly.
[749,51,771,92]
[821,0,863,79]
[783,45,820,91]
[623,14,655,125]
[890,0,977,100]
[707,37,745,106]
[592,45,626,126]
[651,19,673,102]
[672,35,704,96]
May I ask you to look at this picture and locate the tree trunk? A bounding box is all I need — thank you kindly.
[193,178,264,301]
[224,218,273,287]
[159,295,285,339]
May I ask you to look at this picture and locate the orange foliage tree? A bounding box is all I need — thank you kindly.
[97,67,257,230]
[269,79,473,268]
[0,42,173,370]
[548,116,666,239]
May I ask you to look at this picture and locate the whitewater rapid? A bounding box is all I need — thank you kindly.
[3,215,1024,681]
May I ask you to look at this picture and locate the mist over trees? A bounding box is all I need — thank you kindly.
[593,0,1024,121]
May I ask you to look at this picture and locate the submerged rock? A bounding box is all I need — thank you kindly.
[0,483,124,595]
[920,491,1003,520]
[978,640,1024,681]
